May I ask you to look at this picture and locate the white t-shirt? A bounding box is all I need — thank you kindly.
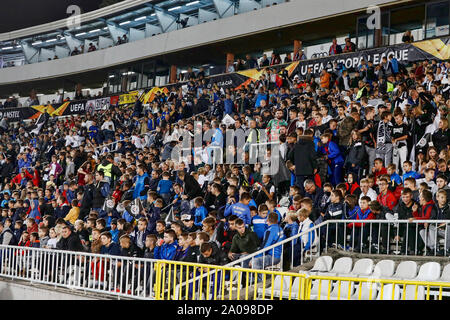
[359,188,378,206]
[47,238,59,249]
[101,120,115,131]
[131,135,144,149]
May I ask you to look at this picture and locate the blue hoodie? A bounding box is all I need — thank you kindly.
[346,205,362,220]
[320,141,344,165]
[194,206,208,227]
[403,170,421,182]
[224,202,251,226]
[251,215,268,240]
[390,173,402,185]
[224,98,234,115]
[155,240,178,260]
[389,57,399,74]
[255,93,268,107]
[283,222,299,245]
[28,199,41,223]
[133,172,149,200]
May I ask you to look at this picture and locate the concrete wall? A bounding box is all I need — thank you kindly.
[0,279,101,300]
[0,0,404,86]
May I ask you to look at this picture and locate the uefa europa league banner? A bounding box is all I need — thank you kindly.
[0,100,103,122]
[292,37,450,76]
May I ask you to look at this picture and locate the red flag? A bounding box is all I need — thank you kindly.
[275,74,283,88]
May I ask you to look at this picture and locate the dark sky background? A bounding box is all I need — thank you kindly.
[0,0,103,33]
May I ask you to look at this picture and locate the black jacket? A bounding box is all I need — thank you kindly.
[175,246,198,263]
[345,140,366,167]
[58,232,85,252]
[198,242,229,265]
[120,243,140,258]
[288,136,318,176]
[183,174,202,200]
[432,129,449,153]
[0,161,14,180]
[92,181,107,208]
[394,201,415,220]
[433,203,450,220]
[80,183,95,220]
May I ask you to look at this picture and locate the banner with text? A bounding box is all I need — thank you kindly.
[291,37,449,77]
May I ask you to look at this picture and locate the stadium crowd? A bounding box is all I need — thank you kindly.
[0,51,448,287]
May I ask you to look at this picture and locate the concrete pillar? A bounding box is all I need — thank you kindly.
[374,29,382,48]
[226,52,234,73]
[169,65,177,83]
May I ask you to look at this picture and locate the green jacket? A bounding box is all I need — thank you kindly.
[230,228,260,254]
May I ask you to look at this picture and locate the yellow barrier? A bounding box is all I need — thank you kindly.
[153,260,305,300]
[153,260,450,301]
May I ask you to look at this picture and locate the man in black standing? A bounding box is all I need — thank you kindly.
[287,129,318,196]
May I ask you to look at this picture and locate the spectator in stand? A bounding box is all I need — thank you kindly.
[244,54,258,70]
[59,225,84,252]
[269,53,281,66]
[320,69,331,89]
[420,189,450,256]
[284,53,292,64]
[376,177,398,211]
[100,231,121,255]
[88,43,97,52]
[342,38,356,53]
[409,189,437,254]
[227,218,260,267]
[250,212,284,270]
[402,30,414,43]
[70,47,80,56]
[260,54,269,67]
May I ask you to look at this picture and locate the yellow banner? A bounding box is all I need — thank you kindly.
[140,87,169,104]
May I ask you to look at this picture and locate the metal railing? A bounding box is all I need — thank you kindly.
[320,219,450,257]
[0,245,158,300]
[227,219,450,272]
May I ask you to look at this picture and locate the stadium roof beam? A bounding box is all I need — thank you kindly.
[212,0,235,18]
[153,6,179,33]
[106,23,130,45]
[237,0,261,13]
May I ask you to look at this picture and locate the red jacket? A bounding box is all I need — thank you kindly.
[11,170,34,186]
[373,167,387,184]
[377,190,398,210]
[30,169,40,187]
[27,223,38,234]
[346,182,360,195]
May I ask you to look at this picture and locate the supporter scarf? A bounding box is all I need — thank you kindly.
[376,121,391,150]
